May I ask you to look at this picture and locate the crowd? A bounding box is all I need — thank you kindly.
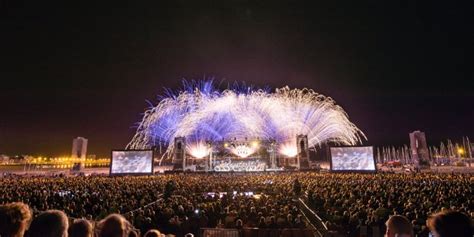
[0,174,309,236]
[0,172,472,237]
[304,173,473,236]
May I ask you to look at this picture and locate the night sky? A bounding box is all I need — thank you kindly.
[1,1,473,157]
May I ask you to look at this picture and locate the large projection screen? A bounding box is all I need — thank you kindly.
[330,146,376,172]
[110,150,154,175]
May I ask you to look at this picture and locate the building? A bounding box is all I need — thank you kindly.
[409,131,430,168]
[71,137,88,160]
[0,154,9,163]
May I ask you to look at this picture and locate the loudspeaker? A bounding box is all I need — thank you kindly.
[296,135,310,169]
[173,137,186,167]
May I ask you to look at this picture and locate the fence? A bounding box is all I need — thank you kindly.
[296,198,328,237]
[201,228,315,237]
[122,193,164,220]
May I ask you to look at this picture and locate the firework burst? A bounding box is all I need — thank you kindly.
[127,80,365,159]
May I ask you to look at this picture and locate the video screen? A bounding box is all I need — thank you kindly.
[330,146,376,171]
[110,150,153,175]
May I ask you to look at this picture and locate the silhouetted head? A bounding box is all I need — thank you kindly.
[97,214,132,237]
[28,210,69,237]
[385,215,414,237]
[427,210,472,237]
[0,202,32,237]
[69,219,93,237]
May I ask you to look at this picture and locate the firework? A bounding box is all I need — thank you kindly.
[127,80,365,159]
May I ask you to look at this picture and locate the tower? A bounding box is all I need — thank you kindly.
[296,135,310,169]
[173,137,186,170]
[72,137,88,159]
[409,131,430,169]
[71,137,88,169]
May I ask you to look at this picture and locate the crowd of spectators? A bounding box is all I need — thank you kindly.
[0,172,472,237]
[304,173,473,236]
[0,173,309,236]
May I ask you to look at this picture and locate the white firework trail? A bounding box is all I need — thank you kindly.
[127,81,366,159]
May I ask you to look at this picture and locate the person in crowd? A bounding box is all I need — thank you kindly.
[143,229,163,237]
[127,230,139,237]
[27,210,69,237]
[384,215,414,237]
[0,202,32,237]
[258,216,266,228]
[426,210,472,237]
[97,214,133,237]
[68,219,93,237]
[235,219,243,229]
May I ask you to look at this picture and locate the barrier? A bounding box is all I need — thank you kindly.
[122,193,164,220]
[297,198,328,237]
[201,228,317,237]
[201,228,240,237]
